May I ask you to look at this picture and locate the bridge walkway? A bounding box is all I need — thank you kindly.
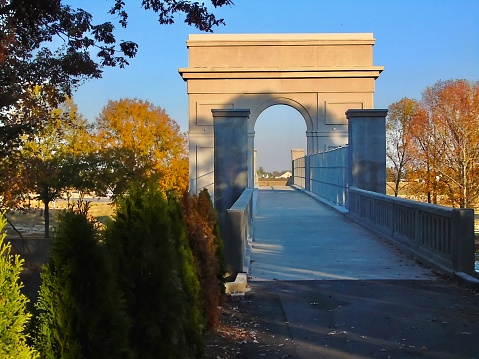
[241,186,479,359]
[249,186,433,281]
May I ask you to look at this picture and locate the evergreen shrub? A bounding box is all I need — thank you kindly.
[34,204,131,359]
[0,214,39,359]
[181,189,226,329]
[105,184,204,359]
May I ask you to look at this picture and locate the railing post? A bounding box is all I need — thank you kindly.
[414,207,421,247]
[225,209,245,275]
[452,208,475,274]
[305,154,311,191]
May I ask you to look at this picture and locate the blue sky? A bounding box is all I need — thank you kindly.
[69,0,479,171]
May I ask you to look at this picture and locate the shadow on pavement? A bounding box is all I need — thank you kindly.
[240,280,479,359]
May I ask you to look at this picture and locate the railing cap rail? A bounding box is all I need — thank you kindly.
[349,186,474,216]
[228,188,254,211]
[345,109,388,118]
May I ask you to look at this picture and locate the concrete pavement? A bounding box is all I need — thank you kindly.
[240,280,479,359]
[240,187,479,359]
[249,186,434,281]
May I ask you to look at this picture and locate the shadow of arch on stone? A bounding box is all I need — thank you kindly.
[251,96,314,132]
[179,33,384,197]
[179,33,385,276]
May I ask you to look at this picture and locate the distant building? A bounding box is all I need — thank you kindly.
[279,171,292,178]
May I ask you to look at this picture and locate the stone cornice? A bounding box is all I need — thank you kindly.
[346,109,389,118]
[179,66,384,80]
[211,109,251,118]
[186,33,376,47]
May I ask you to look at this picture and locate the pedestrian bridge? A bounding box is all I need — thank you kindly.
[216,109,476,285]
[250,186,435,281]
[223,184,477,288]
[230,186,479,358]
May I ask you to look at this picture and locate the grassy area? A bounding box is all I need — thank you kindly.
[1,201,115,304]
[386,181,417,196]
[387,182,479,230]
[86,201,115,225]
[4,201,115,239]
[257,178,288,187]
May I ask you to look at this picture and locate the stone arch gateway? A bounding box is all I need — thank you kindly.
[178,33,383,194]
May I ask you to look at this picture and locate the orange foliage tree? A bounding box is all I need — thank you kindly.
[408,80,479,207]
[407,105,444,204]
[386,98,420,196]
[181,189,225,330]
[94,98,188,195]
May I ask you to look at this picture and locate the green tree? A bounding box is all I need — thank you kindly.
[0,85,60,210]
[1,0,232,154]
[0,96,106,238]
[105,184,204,359]
[20,116,69,238]
[34,204,131,359]
[0,214,39,359]
[17,97,97,238]
[94,98,189,196]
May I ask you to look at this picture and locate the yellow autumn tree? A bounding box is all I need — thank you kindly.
[94,98,188,195]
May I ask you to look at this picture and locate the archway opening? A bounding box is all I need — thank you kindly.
[254,105,306,183]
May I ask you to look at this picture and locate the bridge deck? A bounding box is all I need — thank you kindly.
[249,186,434,281]
[242,187,479,358]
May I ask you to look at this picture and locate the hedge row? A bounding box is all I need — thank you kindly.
[0,184,225,359]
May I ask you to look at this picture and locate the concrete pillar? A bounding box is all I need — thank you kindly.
[291,149,304,187]
[452,208,475,274]
[291,149,305,162]
[212,109,250,275]
[346,109,388,194]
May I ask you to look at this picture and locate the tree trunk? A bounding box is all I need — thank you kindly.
[5,216,30,253]
[394,177,400,197]
[44,200,50,239]
[461,162,467,208]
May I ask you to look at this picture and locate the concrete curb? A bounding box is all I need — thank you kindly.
[291,186,479,291]
[291,185,348,214]
[454,272,479,291]
[225,272,248,296]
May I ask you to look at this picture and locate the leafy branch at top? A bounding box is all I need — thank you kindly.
[0,0,233,156]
